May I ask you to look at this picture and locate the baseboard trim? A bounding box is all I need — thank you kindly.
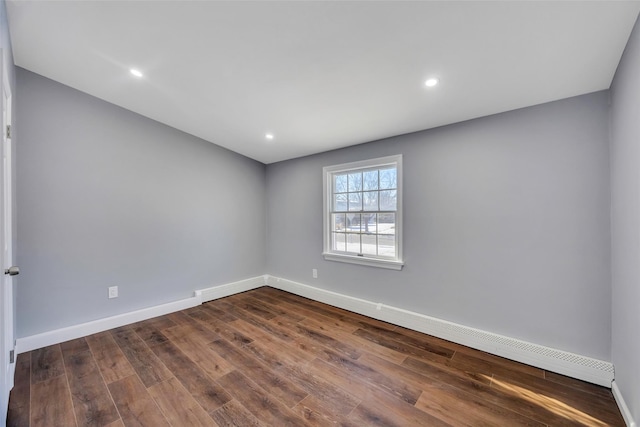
[266,275,615,387]
[196,275,267,303]
[16,275,270,354]
[15,274,615,389]
[16,294,202,354]
[612,380,637,427]
[15,275,268,354]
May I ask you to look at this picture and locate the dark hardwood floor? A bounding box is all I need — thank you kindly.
[7,287,624,426]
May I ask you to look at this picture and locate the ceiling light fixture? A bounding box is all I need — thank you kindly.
[265,133,275,140]
[425,78,439,87]
[130,69,144,78]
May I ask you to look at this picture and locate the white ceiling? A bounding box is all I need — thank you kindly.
[7,1,640,164]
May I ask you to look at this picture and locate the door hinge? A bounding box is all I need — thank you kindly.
[5,125,10,139]
[9,349,14,364]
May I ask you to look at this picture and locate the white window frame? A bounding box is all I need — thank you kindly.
[322,154,404,270]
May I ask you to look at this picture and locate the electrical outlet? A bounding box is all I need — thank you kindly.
[108,286,118,299]
[312,269,318,279]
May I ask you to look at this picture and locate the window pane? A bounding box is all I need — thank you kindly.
[363,170,378,190]
[380,168,396,189]
[334,194,347,211]
[334,174,347,193]
[378,213,395,234]
[361,234,377,255]
[378,234,396,257]
[362,213,376,233]
[332,232,346,252]
[363,191,378,211]
[346,213,362,232]
[348,173,362,191]
[346,233,361,253]
[379,190,397,211]
[331,213,346,231]
[348,193,362,211]
[367,213,378,233]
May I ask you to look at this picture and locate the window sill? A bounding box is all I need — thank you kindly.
[322,252,404,270]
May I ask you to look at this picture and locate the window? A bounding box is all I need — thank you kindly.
[323,155,403,270]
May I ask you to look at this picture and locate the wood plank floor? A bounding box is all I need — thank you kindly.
[7,287,624,426]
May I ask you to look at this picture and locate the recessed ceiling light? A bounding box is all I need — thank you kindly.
[130,69,144,78]
[425,78,439,87]
[265,133,275,140]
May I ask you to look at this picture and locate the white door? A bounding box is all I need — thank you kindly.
[0,54,15,422]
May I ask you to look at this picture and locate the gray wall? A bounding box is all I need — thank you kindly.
[266,91,611,361]
[16,68,266,338]
[611,14,640,423]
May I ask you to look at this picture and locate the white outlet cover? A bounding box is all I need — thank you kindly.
[108,286,118,299]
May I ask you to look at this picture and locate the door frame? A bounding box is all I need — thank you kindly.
[0,50,14,421]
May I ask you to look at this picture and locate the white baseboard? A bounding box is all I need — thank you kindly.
[16,294,202,354]
[196,275,267,302]
[613,380,637,427]
[15,274,615,390]
[14,275,267,354]
[266,275,615,387]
